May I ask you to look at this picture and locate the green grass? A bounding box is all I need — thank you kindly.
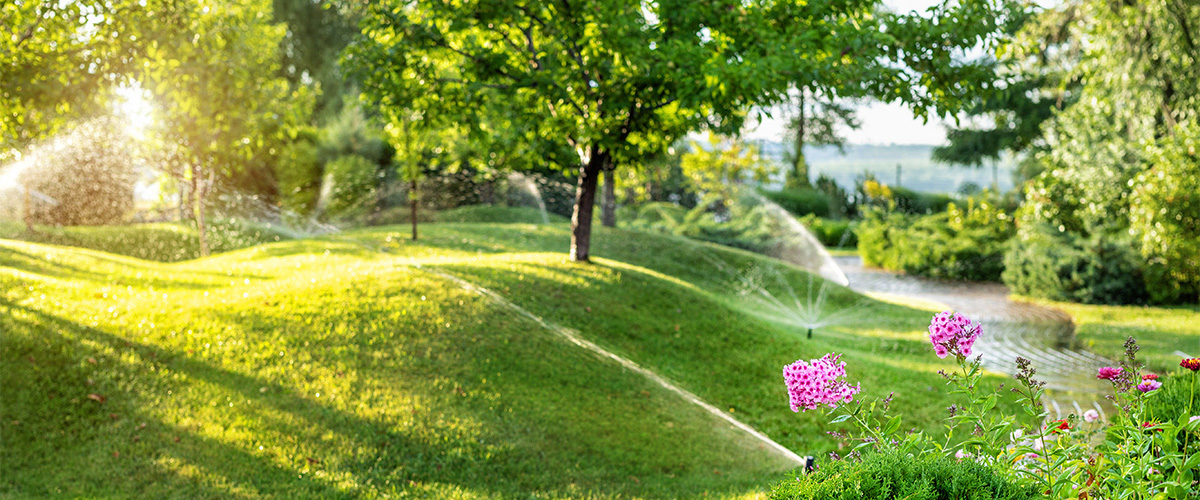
[1023,298,1200,372]
[1,215,1024,498]
[436,205,567,224]
[0,219,295,263]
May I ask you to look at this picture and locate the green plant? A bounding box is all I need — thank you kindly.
[1002,224,1148,305]
[770,450,1038,500]
[1130,123,1200,304]
[799,215,857,248]
[856,199,1014,281]
[762,188,833,218]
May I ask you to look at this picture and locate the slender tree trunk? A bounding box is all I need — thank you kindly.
[601,160,616,228]
[193,166,210,257]
[410,178,418,241]
[787,89,810,189]
[23,185,34,232]
[570,148,607,262]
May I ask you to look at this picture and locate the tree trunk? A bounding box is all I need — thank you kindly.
[570,149,607,262]
[23,185,34,232]
[786,89,810,189]
[601,160,616,228]
[410,178,418,241]
[193,166,210,257]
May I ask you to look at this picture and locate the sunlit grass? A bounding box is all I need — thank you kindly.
[1019,297,1200,372]
[0,215,1072,497]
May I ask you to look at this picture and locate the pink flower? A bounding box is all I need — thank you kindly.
[783,353,861,412]
[1097,367,1122,380]
[1136,380,1162,393]
[955,449,971,459]
[1189,415,1200,426]
[1083,409,1100,423]
[933,344,949,359]
[927,311,981,360]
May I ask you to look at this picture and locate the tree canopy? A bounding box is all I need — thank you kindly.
[349,0,1023,261]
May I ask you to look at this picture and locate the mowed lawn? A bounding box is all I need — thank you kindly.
[3,216,1033,498]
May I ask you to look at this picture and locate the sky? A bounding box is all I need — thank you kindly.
[743,0,955,146]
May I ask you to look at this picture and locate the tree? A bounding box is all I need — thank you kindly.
[932,3,1082,187]
[1,0,167,159]
[783,89,859,189]
[141,0,297,256]
[349,0,1022,262]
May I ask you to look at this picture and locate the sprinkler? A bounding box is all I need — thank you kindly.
[807,327,813,339]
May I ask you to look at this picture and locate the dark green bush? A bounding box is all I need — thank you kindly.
[857,200,1014,281]
[800,214,857,248]
[889,187,954,215]
[1002,224,1148,305]
[770,451,1038,500]
[761,188,832,218]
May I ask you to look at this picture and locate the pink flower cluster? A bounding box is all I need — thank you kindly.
[928,311,981,359]
[783,353,861,412]
[1097,366,1123,380]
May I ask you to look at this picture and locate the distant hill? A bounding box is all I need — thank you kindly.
[750,141,1018,194]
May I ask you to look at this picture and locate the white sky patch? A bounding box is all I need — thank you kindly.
[744,0,964,146]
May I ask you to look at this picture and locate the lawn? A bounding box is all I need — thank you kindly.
[2,215,1026,498]
[1023,298,1200,373]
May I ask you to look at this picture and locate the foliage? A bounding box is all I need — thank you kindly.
[1002,224,1148,305]
[783,89,860,189]
[799,215,857,249]
[770,450,1038,500]
[1012,0,1200,304]
[348,0,1024,260]
[889,187,955,216]
[681,135,774,205]
[139,0,301,254]
[275,129,323,217]
[18,118,138,226]
[857,200,1014,282]
[778,309,1200,500]
[0,0,163,157]
[933,3,1082,175]
[761,189,832,219]
[1129,123,1200,304]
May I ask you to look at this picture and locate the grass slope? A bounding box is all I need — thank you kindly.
[1022,299,1200,372]
[2,216,1017,498]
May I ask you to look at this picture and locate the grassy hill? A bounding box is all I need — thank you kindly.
[1,215,1013,498]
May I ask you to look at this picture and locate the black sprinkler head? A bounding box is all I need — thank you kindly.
[807,328,813,339]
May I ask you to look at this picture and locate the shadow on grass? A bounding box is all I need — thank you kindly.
[0,286,780,499]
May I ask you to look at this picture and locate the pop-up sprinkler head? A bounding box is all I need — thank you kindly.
[807,328,813,339]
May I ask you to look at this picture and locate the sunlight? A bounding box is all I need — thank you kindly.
[113,82,155,138]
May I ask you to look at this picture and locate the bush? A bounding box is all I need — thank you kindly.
[761,188,832,218]
[1002,224,1148,305]
[20,118,137,226]
[857,199,1014,282]
[890,186,954,215]
[799,215,857,248]
[770,451,1038,500]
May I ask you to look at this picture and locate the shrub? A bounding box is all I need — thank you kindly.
[890,186,954,215]
[1002,224,1148,305]
[770,451,1038,500]
[799,214,857,248]
[856,199,1014,282]
[761,188,832,218]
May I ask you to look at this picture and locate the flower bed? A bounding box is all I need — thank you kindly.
[774,312,1200,499]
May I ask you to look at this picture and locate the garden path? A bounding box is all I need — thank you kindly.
[835,256,1113,419]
